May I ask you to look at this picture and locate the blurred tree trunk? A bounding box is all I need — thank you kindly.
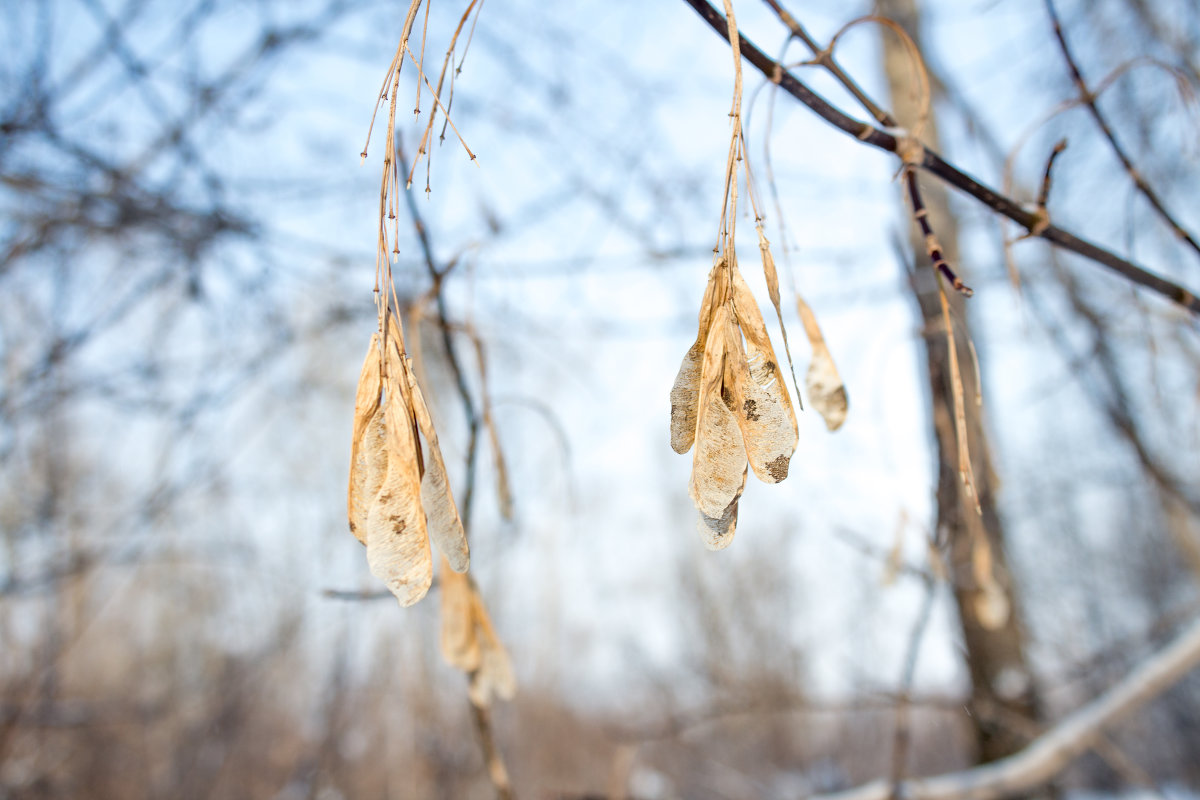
[877,0,1043,765]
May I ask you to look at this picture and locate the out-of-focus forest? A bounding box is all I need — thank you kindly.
[2,0,1200,798]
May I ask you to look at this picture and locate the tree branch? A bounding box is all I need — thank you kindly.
[1044,0,1200,262]
[810,616,1200,800]
[680,0,1200,315]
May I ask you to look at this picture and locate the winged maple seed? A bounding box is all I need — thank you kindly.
[671,258,798,548]
[796,294,848,432]
[346,313,470,607]
[439,558,517,708]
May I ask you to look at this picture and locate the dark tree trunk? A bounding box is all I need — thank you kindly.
[877,0,1043,765]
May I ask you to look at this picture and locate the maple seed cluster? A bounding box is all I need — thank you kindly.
[670,258,799,549]
[347,314,469,606]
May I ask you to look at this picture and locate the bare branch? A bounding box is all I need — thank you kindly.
[1045,0,1200,261]
[812,616,1200,800]
[680,0,1200,314]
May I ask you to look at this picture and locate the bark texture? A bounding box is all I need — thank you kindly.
[877,0,1043,765]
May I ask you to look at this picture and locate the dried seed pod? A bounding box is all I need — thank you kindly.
[755,224,803,406]
[439,557,480,671]
[468,590,516,708]
[366,453,432,607]
[366,338,431,607]
[405,361,470,573]
[697,465,745,551]
[731,270,798,483]
[347,334,383,543]
[348,404,388,545]
[689,303,748,518]
[796,294,848,432]
[351,333,383,444]
[670,264,724,454]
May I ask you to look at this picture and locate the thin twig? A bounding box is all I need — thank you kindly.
[471,702,515,800]
[1036,138,1068,213]
[890,572,938,798]
[613,692,967,744]
[905,168,972,296]
[761,0,896,127]
[321,588,395,601]
[1045,0,1200,261]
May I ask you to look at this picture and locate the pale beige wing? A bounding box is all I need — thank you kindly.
[689,303,748,518]
[405,361,470,573]
[347,333,383,542]
[755,224,803,405]
[366,455,432,607]
[351,333,382,444]
[670,264,724,454]
[467,586,516,708]
[366,340,431,607]
[796,294,848,432]
[439,557,481,671]
[697,465,745,551]
[348,404,388,545]
[731,269,798,482]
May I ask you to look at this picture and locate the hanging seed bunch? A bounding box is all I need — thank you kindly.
[668,0,796,549]
[670,0,850,547]
[348,316,470,606]
[671,258,799,548]
[348,0,483,607]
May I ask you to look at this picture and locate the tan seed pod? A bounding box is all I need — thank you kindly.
[366,452,432,607]
[697,465,745,551]
[670,264,724,454]
[351,333,383,444]
[348,404,388,545]
[384,313,418,423]
[796,294,848,432]
[755,224,804,406]
[467,589,516,708]
[723,313,793,484]
[689,303,748,518]
[807,349,848,432]
[366,339,431,607]
[384,330,422,470]
[347,333,384,542]
[731,269,798,482]
[405,361,470,573]
[758,228,782,311]
[439,557,480,671]
[670,341,707,455]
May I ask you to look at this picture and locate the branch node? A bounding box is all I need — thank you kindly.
[895,134,926,167]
